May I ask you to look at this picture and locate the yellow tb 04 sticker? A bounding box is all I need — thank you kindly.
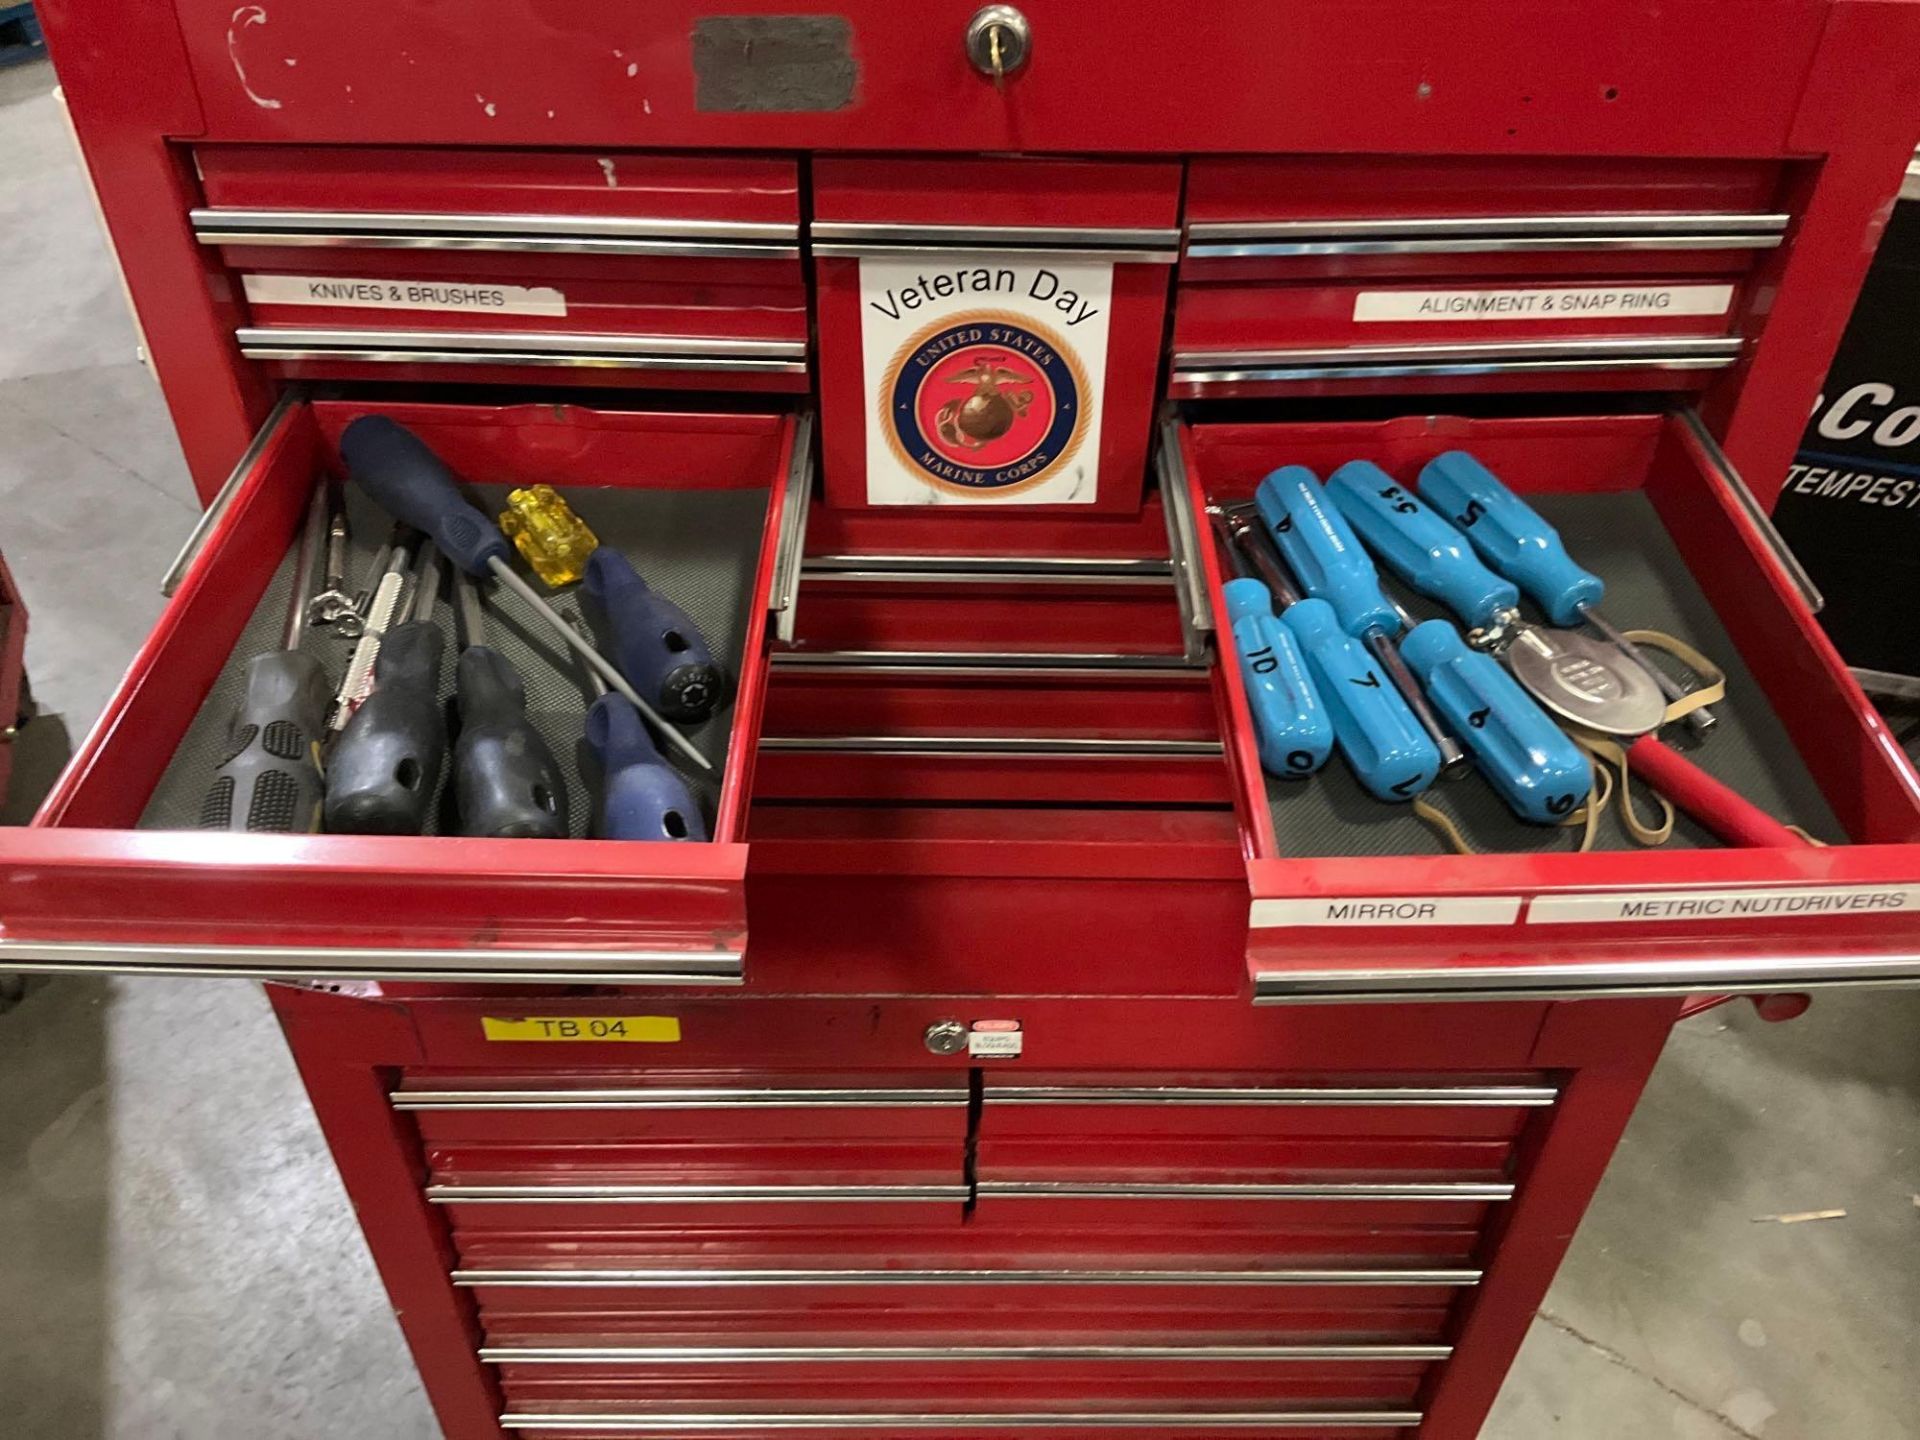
[482,1016,682,1043]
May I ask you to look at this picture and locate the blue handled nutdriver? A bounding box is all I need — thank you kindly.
[1387,596,1593,826]
[1418,450,1715,735]
[1326,460,1521,642]
[1254,468,1466,775]
[1221,505,1441,803]
[1206,508,1334,781]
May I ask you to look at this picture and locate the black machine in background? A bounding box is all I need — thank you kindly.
[1776,162,1920,696]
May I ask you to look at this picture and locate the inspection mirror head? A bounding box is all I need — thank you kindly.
[1503,625,1668,737]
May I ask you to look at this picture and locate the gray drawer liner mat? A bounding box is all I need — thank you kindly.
[141,480,769,839]
[1261,490,1842,857]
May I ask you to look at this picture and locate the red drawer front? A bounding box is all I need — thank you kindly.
[451,1224,1490,1275]
[783,576,1189,660]
[755,663,1228,808]
[194,146,807,390]
[490,1367,1436,1408]
[434,1192,967,1235]
[967,1193,1506,1234]
[981,1077,1556,1142]
[471,1298,1456,1343]
[395,1072,970,1146]
[1173,157,1785,399]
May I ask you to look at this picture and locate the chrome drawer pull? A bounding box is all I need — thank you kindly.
[452,1265,1483,1288]
[1184,210,1788,258]
[977,1180,1514,1202]
[428,1183,968,1204]
[810,221,1179,265]
[814,221,1181,248]
[989,1083,1556,1106]
[771,650,1204,673]
[236,327,808,374]
[798,568,1173,588]
[757,736,1223,757]
[192,207,800,259]
[1253,953,1920,1003]
[0,938,742,986]
[500,1411,1425,1432]
[803,555,1173,579]
[1178,337,1741,367]
[394,1085,963,1111]
[1173,336,1740,390]
[481,1341,1453,1363]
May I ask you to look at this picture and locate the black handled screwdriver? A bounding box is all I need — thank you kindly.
[451,567,568,839]
[323,545,449,835]
[200,485,332,832]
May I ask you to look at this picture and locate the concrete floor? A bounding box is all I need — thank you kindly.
[1,54,1917,1440]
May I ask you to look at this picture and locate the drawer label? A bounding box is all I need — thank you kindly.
[1251,896,1524,928]
[1353,284,1734,323]
[242,273,568,317]
[1528,884,1920,925]
[859,253,1112,507]
[968,1019,1024,1058]
[481,1015,682,1042]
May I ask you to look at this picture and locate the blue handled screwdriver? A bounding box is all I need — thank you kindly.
[338,416,714,770]
[1205,508,1334,781]
[1325,460,1592,822]
[1326,460,1522,642]
[1254,466,1465,774]
[1418,450,1716,735]
[1394,607,1593,825]
[567,612,709,842]
[1222,504,1442,803]
[582,674,710,843]
[582,549,725,725]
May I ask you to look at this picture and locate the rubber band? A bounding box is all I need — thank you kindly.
[1415,628,1763,853]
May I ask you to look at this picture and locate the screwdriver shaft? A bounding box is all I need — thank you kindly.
[1579,602,1717,734]
[1365,627,1467,775]
[286,484,329,650]
[485,556,713,773]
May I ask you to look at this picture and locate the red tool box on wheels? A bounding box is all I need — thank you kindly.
[13,2,1920,1435]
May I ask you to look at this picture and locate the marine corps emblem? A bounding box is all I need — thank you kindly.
[879,310,1091,497]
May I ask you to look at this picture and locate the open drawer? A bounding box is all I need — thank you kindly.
[0,396,807,984]
[1171,410,1920,1002]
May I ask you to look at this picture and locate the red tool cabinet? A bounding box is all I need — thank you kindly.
[15,2,1920,1436]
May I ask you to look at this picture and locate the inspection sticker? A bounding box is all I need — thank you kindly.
[1251,896,1524,928]
[482,1016,682,1043]
[1527,884,1920,925]
[1353,284,1734,323]
[243,273,568,317]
